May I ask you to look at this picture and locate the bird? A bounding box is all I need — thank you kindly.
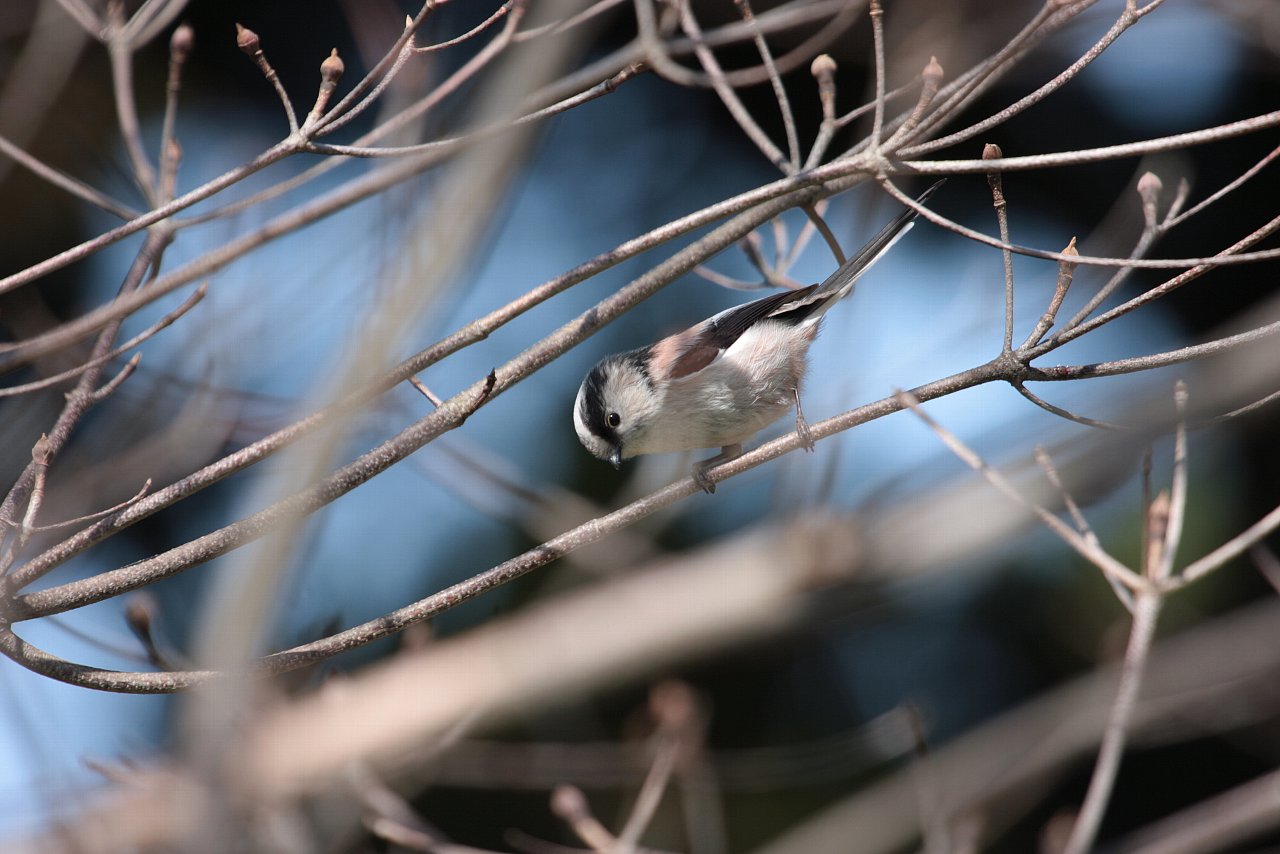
[573,183,940,493]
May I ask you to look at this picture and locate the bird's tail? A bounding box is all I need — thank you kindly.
[811,180,945,304]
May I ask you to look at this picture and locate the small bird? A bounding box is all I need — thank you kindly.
[573,183,940,492]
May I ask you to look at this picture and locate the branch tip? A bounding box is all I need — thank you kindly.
[810,53,837,79]
[649,679,697,730]
[170,23,193,62]
[124,594,154,636]
[321,48,344,86]
[235,23,259,55]
[31,434,51,465]
[923,55,943,84]
[550,784,588,819]
[1138,171,1162,226]
[1137,170,1163,197]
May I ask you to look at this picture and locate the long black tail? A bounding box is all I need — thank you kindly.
[812,180,945,298]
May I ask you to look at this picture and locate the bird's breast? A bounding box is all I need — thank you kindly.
[629,322,813,454]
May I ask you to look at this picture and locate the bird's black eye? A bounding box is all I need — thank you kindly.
[607,412,621,428]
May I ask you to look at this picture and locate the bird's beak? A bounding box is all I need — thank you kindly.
[608,446,623,469]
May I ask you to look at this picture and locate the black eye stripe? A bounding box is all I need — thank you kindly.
[580,346,652,444]
[580,363,616,443]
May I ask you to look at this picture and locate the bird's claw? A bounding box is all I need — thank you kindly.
[795,390,816,453]
[692,465,717,494]
[796,413,816,453]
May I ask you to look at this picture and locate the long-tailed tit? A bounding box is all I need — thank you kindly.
[574,183,940,492]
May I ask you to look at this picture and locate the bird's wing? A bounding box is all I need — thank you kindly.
[655,180,945,380]
[655,284,819,380]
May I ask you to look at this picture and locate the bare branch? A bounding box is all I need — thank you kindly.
[106,5,158,203]
[1021,237,1077,349]
[868,0,886,149]
[0,282,206,399]
[895,390,1148,592]
[32,479,152,534]
[0,133,138,219]
[1062,582,1163,854]
[236,23,299,134]
[983,143,1015,353]
[735,0,800,172]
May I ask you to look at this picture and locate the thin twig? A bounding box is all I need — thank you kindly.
[0,436,51,573]
[1059,174,1165,333]
[1011,382,1125,431]
[804,54,838,170]
[333,0,527,151]
[834,75,920,131]
[1033,316,1280,381]
[106,24,158,204]
[515,0,627,42]
[31,479,153,534]
[881,57,943,153]
[782,200,829,269]
[414,1,513,54]
[878,170,1280,276]
[157,24,191,203]
[895,390,1147,593]
[616,721,684,851]
[1156,382,1189,581]
[984,144,1015,353]
[0,139,295,294]
[1033,447,1106,557]
[195,56,643,224]
[903,0,1146,157]
[900,0,1069,149]
[0,134,138,219]
[0,229,173,569]
[675,0,789,172]
[1020,237,1077,349]
[52,0,103,37]
[802,204,845,264]
[1165,144,1280,230]
[867,0,886,150]
[120,0,191,48]
[1061,579,1163,854]
[1174,499,1280,589]
[90,352,141,403]
[658,0,862,90]
[552,785,618,851]
[735,0,800,171]
[236,23,298,134]
[1207,386,1280,423]
[0,284,205,398]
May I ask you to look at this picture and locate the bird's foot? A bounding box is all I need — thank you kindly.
[691,444,742,494]
[794,390,816,453]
